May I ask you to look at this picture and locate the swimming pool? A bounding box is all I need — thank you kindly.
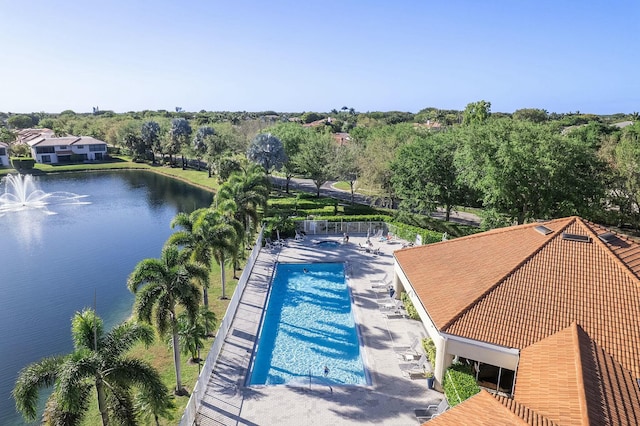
[249,262,367,386]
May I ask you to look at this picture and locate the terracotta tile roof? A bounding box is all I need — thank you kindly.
[393,217,574,331]
[395,217,640,378]
[428,390,534,425]
[514,323,640,425]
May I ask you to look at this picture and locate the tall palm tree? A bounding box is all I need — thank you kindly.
[216,199,246,280]
[192,208,242,299]
[127,244,207,395]
[216,164,269,249]
[13,309,170,426]
[168,209,213,307]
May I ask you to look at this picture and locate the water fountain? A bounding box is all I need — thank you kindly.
[0,173,89,215]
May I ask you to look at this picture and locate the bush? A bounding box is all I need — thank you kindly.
[442,363,480,407]
[401,293,419,320]
[389,221,443,244]
[11,158,35,170]
[422,338,436,367]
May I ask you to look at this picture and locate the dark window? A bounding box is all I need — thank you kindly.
[0,148,5,155]
[42,155,51,163]
[89,144,106,152]
[36,146,55,154]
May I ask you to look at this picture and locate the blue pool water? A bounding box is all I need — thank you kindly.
[249,262,367,386]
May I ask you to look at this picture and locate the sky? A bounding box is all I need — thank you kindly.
[1,0,638,115]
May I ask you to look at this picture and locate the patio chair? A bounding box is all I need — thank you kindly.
[378,298,402,311]
[295,231,305,241]
[394,339,422,361]
[414,398,449,421]
[399,354,428,376]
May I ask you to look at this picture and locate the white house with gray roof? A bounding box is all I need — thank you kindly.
[27,136,107,164]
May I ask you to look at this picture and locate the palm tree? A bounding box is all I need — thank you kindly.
[13,309,170,426]
[216,199,246,280]
[216,165,269,250]
[175,306,217,363]
[127,244,207,395]
[168,209,213,307]
[191,207,242,299]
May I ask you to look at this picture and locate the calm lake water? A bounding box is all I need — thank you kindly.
[0,170,213,425]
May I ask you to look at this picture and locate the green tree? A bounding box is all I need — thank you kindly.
[167,118,192,166]
[7,114,34,129]
[127,244,206,394]
[216,165,269,249]
[609,122,640,227]
[191,208,242,299]
[141,121,162,164]
[267,122,307,192]
[462,100,491,125]
[13,309,170,426]
[333,142,363,204]
[247,133,287,174]
[295,132,335,197]
[512,108,548,123]
[456,120,605,224]
[167,210,213,307]
[391,131,468,221]
[192,126,215,171]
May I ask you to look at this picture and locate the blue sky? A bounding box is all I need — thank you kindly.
[1,0,638,114]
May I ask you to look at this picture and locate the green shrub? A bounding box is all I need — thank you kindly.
[389,221,443,244]
[392,210,479,237]
[11,158,35,170]
[422,338,436,367]
[443,363,480,407]
[401,293,419,320]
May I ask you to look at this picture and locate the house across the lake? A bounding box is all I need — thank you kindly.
[0,142,9,166]
[9,129,109,165]
[27,136,108,164]
[393,216,640,424]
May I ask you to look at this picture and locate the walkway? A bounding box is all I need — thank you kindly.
[195,235,442,425]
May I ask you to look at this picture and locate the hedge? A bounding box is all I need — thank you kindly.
[388,221,443,244]
[401,293,420,320]
[11,158,36,170]
[422,338,436,367]
[442,363,480,407]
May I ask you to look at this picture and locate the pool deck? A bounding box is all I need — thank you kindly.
[195,235,442,425]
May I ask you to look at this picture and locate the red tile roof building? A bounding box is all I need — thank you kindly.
[394,217,640,425]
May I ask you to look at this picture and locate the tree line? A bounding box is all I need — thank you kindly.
[2,103,640,229]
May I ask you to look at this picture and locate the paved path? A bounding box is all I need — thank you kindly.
[195,235,442,425]
[269,176,481,227]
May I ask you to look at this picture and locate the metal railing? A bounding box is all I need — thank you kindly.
[301,220,387,236]
[179,229,264,426]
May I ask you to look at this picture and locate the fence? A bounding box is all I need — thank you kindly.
[179,229,264,426]
[301,220,387,236]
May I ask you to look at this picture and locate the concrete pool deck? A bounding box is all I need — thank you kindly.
[195,235,442,425]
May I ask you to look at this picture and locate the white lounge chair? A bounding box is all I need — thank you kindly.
[393,337,421,359]
[399,354,428,376]
[295,231,305,241]
[415,399,449,421]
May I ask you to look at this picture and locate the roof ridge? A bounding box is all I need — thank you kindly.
[442,217,576,331]
[579,218,640,287]
[493,393,559,426]
[571,322,592,426]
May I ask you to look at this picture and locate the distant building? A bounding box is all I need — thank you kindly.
[0,141,8,166]
[27,136,108,164]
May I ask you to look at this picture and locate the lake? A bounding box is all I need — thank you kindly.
[0,170,213,425]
